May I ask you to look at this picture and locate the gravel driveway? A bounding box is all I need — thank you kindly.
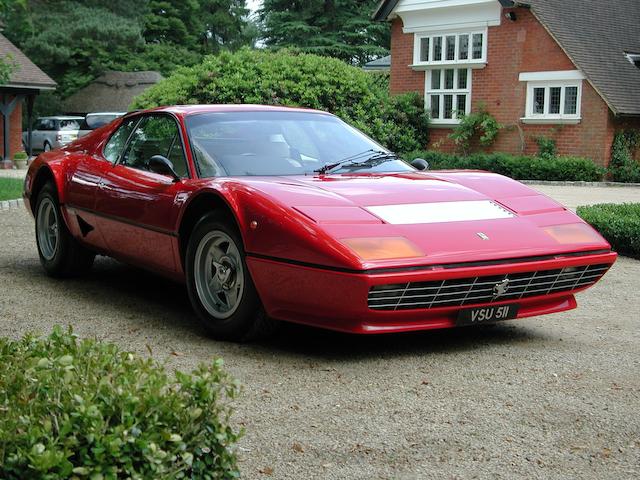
[1,185,639,479]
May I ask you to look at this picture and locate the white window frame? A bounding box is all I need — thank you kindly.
[426,68,472,125]
[412,28,488,69]
[519,71,585,124]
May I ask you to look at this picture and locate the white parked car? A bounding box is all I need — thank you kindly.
[23,116,84,152]
[78,112,127,138]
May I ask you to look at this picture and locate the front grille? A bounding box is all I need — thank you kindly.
[368,264,610,311]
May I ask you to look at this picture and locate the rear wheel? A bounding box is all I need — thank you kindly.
[185,213,277,341]
[35,183,94,277]
[43,141,51,152]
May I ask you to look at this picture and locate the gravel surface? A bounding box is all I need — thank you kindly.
[1,190,639,479]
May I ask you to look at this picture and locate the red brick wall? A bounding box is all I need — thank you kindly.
[0,98,23,160]
[390,7,626,166]
[390,19,423,95]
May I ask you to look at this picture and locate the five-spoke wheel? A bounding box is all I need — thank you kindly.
[34,183,94,277]
[185,213,277,341]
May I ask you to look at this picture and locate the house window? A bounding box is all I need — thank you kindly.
[519,71,585,124]
[414,30,487,66]
[426,68,471,123]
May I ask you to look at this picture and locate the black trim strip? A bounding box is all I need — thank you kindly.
[247,249,613,275]
[67,204,178,237]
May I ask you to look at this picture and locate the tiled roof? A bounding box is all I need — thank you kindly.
[0,33,56,89]
[373,0,640,115]
[522,0,640,115]
[364,55,391,70]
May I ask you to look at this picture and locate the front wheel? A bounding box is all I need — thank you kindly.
[185,214,277,341]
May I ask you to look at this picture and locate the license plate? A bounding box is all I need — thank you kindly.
[456,304,519,326]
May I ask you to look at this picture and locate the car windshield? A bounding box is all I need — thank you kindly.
[185,111,414,177]
[81,114,120,130]
[59,119,81,130]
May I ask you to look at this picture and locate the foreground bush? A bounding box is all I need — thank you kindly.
[404,151,605,182]
[0,327,240,479]
[131,48,429,153]
[577,203,640,258]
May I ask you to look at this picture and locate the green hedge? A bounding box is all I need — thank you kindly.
[0,327,240,479]
[131,48,429,154]
[404,151,605,181]
[577,203,640,258]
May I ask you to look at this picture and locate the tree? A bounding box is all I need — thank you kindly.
[258,0,389,66]
[143,0,256,54]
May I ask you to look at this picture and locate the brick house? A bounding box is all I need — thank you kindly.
[0,32,56,163]
[373,0,640,165]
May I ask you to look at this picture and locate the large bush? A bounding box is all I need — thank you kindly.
[404,151,605,182]
[131,48,429,153]
[0,327,240,479]
[577,203,640,258]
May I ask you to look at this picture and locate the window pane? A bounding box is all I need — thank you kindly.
[444,95,453,119]
[456,95,467,117]
[104,117,137,163]
[564,86,578,114]
[433,36,442,61]
[431,70,441,90]
[458,68,468,89]
[420,37,430,62]
[459,35,469,60]
[472,33,483,60]
[534,88,545,114]
[430,95,440,119]
[446,36,456,61]
[549,87,561,114]
[122,116,182,171]
[445,69,454,89]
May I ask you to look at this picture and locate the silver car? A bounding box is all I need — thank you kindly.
[23,116,84,152]
[78,112,126,138]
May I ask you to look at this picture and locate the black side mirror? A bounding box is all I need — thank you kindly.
[411,158,430,171]
[148,155,180,182]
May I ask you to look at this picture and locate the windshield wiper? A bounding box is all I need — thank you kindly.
[314,149,397,174]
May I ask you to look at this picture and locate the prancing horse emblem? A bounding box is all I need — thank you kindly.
[493,279,510,298]
[477,232,490,240]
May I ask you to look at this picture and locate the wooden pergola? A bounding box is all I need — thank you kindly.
[0,32,56,160]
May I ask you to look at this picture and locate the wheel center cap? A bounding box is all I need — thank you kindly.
[216,257,234,286]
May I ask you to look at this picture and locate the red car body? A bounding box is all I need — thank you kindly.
[24,105,616,334]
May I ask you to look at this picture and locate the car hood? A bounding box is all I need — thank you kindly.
[222,171,610,269]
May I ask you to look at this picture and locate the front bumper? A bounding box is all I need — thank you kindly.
[247,250,616,334]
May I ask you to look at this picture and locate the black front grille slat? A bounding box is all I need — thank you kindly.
[368,264,610,311]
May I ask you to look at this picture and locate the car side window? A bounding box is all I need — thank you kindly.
[103,117,138,163]
[121,115,189,178]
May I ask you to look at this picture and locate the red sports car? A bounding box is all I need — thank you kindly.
[23,105,616,341]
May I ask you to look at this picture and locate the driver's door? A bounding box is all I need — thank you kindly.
[94,114,191,274]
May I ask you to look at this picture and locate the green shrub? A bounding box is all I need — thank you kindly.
[404,151,605,182]
[449,107,501,155]
[13,151,28,160]
[535,136,557,160]
[608,130,640,183]
[131,48,429,154]
[0,327,241,479]
[577,203,640,258]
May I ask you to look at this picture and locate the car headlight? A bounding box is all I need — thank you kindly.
[543,224,603,244]
[340,236,424,260]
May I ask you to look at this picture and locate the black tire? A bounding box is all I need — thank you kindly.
[185,213,278,342]
[35,183,95,277]
[43,141,52,152]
